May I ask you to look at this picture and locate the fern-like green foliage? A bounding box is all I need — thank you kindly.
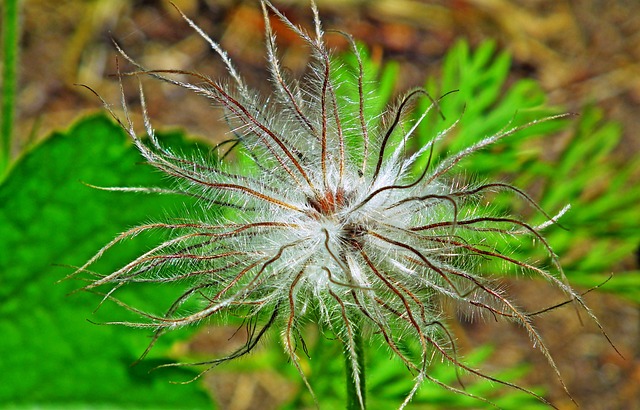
[421,41,640,299]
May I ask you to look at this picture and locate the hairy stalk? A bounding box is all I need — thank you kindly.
[345,326,366,410]
[1,0,20,177]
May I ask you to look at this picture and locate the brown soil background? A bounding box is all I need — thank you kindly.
[13,0,640,409]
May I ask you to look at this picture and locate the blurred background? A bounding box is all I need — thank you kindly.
[4,0,640,409]
[15,0,640,152]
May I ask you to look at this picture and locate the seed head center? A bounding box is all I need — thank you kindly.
[307,187,348,217]
[306,188,366,251]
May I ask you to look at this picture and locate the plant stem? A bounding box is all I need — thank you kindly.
[345,326,366,410]
[1,0,20,176]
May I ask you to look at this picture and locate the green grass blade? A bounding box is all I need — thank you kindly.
[1,0,20,178]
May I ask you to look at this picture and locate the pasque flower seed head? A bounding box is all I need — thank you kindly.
[75,1,615,408]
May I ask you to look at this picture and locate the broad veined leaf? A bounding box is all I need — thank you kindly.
[0,115,213,409]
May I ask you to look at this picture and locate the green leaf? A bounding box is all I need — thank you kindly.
[0,115,212,408]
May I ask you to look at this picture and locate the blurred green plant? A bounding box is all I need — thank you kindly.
[1,0,20,177]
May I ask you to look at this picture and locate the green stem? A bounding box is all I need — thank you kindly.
[345,327,366,410]
[1,0,20,176]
